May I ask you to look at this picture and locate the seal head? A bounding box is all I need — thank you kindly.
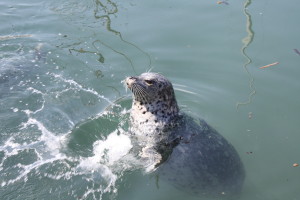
[125,72,179,136]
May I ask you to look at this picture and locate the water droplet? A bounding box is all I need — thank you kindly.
[12,108,19,112]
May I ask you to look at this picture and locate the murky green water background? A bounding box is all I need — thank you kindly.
[1,0,299,199]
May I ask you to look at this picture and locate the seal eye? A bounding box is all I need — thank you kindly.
[145,79,154,86]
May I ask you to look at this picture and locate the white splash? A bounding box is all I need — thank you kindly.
[78,129,132,169]
[0,103,68,187]
[22,117,65,154]
[76,129,133,195]
[0,133,67,187]
[51,73,115,105]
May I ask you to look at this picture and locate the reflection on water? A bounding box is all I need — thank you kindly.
[93,0,152,73]
[236,0,256,109]
[1,0,300,199]
[69,45,105,63]
[53,0,151,75]
[51,0,154,97]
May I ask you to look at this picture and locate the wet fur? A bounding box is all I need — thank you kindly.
[125,72,245,198]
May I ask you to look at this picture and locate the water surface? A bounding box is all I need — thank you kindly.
[0,0,300,199]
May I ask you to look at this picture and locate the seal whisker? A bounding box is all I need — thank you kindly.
[137,89,148,103]
[132,84,150,102]
[121,79,128,92]
[137,87,149,99]
[132,85,144,101]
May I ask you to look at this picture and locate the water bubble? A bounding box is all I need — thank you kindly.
[11,107,19,112]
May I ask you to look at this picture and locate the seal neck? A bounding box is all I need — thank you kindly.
[130,96,179,135]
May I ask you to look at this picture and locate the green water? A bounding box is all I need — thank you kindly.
[1,0,299,199]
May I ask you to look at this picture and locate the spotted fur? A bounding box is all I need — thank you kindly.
[125,73,245,198]
[125,72,179,137]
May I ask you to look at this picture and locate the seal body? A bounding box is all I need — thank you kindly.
[125,72,245,198]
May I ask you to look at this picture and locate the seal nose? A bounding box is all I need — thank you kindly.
[125,76,137,88]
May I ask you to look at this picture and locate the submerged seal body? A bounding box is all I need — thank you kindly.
[125,72,245,198]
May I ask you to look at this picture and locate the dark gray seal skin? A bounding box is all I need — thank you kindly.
[125,72,245,198]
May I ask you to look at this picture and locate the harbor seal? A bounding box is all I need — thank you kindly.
[125,72,245,198]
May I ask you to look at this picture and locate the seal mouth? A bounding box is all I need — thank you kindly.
[124,76,152,102]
